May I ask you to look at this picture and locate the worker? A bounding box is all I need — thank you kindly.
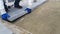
[4,0,22,12]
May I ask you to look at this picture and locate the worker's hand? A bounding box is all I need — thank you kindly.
[2,13,10,20]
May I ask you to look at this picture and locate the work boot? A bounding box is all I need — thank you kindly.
[14,5,22,9]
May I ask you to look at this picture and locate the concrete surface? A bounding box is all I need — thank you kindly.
[1,0,60,34]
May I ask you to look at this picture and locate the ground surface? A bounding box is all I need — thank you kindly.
[15,0,60,34]
[2,0,60,34]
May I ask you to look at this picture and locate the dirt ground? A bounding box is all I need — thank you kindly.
[14,0,60,34]
[2,0,60,34]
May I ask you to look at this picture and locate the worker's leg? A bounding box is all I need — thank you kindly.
[14,0,22,8]
[4,3,9,12]
[3,1,9,12]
